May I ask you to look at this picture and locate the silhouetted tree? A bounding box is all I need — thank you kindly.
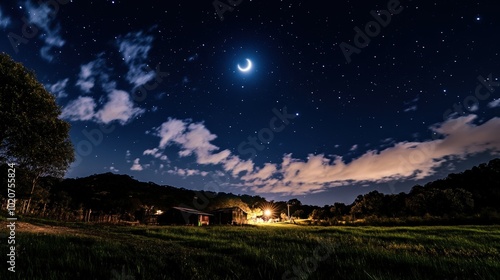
[0,53,74,213]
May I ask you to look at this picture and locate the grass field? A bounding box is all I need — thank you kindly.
[1,218,500,280]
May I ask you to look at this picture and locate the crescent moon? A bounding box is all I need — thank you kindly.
[237,59,252,72]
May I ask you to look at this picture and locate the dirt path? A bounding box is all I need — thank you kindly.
[12,221,83,235]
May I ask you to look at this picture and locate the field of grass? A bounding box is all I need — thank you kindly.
[1,218,500,280]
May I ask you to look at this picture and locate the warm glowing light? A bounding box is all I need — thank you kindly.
[264,209,271,217]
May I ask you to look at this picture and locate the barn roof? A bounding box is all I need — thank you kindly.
[172,206,213,216]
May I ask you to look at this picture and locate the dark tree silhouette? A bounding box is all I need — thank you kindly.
[0,53,74,213]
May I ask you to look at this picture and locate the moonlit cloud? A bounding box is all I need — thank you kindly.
[75,56,112,93]
[403,96,419,112]
[147,114,500,196]
[154,118,231,165]
[46,78,69,99]
[468,104,479,112]
[488,98,500,108]
[61,90,144,125]
[95,90,145,125]
[143,148,168,161]
[167,167,209,177]
[241,163,277,181]
[61,96,96,121]
[116,31,156,88]
[246,115,500,195]
[0,6,12,28]
[125,150,131,163]
[130,158,143,171]
[404,105,417,112]
[24,0,65,62]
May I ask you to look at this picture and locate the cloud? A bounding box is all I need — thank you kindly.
[404,105,417,112]
[222,156,254,176]
[116,31,155,88]
[147,118,252,179]
[155,118,231,165]
[61,96,96,121]
[24,1,65,62]
[125,150,131,163]
[75,56,112,93]
[350,144,358,151]
[403,96,419,112]
[147,114,500,196]
[468,103,479,112]
[241,163,277,181]
[109,166,119,172]
[0,6,12,28]
[143,148,168,161]
[95,90,145,125]
[167,167,209,177]
[61,90,144,125]
[246,115,500,195]
[46,78,69,98]
[130,158,143,171]
[488,98,500,108]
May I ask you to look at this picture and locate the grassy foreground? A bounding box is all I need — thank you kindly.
[1,219,500,280]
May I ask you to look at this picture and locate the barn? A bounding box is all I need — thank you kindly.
[212,207,248,225]
[158,206,212,226]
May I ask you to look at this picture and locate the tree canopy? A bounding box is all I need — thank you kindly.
[0,52,74,175]
[0,53,74,212]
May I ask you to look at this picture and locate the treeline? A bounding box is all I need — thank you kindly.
[1,158,499,225]
[299,158,500,225]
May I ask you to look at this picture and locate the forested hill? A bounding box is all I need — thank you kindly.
[1,158,499,223]
[348,158,500,220]
[420,158,500,212]
[37,172,266,217]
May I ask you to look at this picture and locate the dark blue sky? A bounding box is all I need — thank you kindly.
[1,0,499,206]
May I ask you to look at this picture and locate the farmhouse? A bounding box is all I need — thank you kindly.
[158,206,212,226]
[211,207,248,225]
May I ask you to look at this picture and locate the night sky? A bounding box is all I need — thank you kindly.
[1,0,499,206]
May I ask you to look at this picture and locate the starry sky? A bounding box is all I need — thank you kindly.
[1,0,500,206]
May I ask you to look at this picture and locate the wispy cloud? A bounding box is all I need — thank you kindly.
[46,78,69,98]
[468,103,479,112]
[116,31,156,88]
[0,6,12,28]
[404,105,417,112]
[61,96,96,121]
[488,98,500,108]
[403,96,419,112]
[143,148,168,161]
[24,0,65,62]
[167,167,209,177]
[75,56,113,93]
